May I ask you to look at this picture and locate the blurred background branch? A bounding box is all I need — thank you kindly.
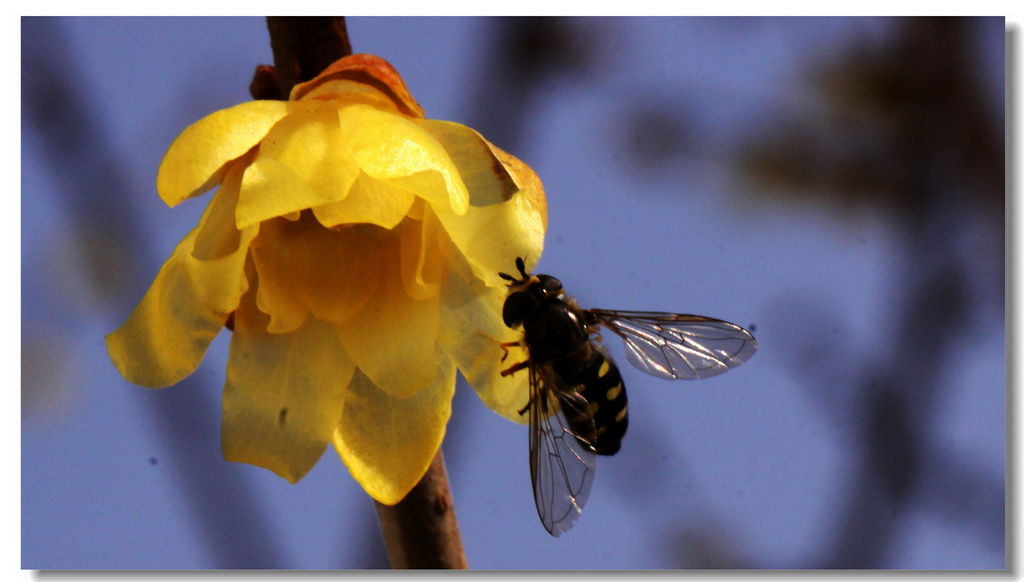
[736,17,1004,567]
[22,17,288,568]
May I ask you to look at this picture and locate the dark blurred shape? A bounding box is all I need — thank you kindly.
[467,17,599,156]
[738,17,1003,222]
[620,103,693,171]
[664,520,749,569]
[865,385,920,500]
[735,17,1003,568]
[21,18,145,308]
[21,330,73,418]
[22,17,287,568]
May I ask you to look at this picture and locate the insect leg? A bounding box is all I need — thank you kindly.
[518,400,532,416]
[499,340,522,362]
[501,360,529,377]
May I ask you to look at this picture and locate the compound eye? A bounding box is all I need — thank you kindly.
[502,292,534,328]
[537,275,563,293]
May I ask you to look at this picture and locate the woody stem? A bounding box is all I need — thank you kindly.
[374,450,468,569]
[258,17,468,569]
[264,17,352,99]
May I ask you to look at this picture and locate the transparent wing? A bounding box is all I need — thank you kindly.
[587,310,758,381]
[528,362,597,537]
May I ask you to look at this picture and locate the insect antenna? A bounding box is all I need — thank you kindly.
[516,257,529,279]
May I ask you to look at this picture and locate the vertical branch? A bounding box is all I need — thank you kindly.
[260,17,468,569]
[374,451,468,569]
[265,17,352,99]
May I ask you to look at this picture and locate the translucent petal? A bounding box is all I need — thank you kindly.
[157,100,291,207]
[105,228,228,388]
[222,278,354,484]
[334,232,439,399]
[484,139,547,230]
[434,190,545,288]
[333,347,455,505]
[397,211,441,301]
[434,225,530,423]
[251,213,384,333]
[193,154,248,261]
[237,157,320,230]
[337,104,469,215]
[312,171,416,230]
[190,160,260,313]
[107,181,256,387]
[236,104,361,229]
[416,119,518,207]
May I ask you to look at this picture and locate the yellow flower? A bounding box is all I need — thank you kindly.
[106,54,546,504]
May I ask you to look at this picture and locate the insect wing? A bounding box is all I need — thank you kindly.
[528,363,597,537]
[588,310,758,380]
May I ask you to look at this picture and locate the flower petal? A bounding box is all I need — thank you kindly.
[398,210,441,301]
[484,139,547,230]
[337,104,469,215]
[236,157,320,230]
[107,179,256,388]
[157,100,291,207]
[416,119,518,207]
[435,225,530,423]
[251,213,384,333]
[434,190,545,288]
[333,347,455,505]
[291,53,425,119]
[334,231,439,398]
[105,228,227,389]
[222,278,354,484]
[190,158,260,313]
[236,104,361,228]
[312,171,415,230]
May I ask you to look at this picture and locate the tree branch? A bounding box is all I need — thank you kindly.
[375,451,468,569]
[265,17,352,99]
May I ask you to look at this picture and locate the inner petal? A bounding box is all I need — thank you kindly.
[312,171,416,230]
[251,212,384,334]
[236,105,360,228]
[334,230,440,399]
[397,210,441,301]
[162,156,257,317]
[337,104,469,215]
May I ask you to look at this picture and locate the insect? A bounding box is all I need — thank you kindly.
[498,258,758,536]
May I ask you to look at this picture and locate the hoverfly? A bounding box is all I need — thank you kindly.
[498,258,757,536]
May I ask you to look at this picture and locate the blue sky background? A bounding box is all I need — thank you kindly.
[21,17,1006,569]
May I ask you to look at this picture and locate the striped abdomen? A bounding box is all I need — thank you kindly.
[557,349,629,456]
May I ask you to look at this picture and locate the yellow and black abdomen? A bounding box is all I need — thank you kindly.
[557,350,629,456]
